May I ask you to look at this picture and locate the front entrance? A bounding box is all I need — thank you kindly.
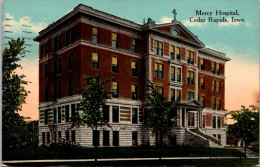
[188,112,195,127]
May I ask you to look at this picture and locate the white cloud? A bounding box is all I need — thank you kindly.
[2,12,47,34]
[160,16,172,23]
[218,17,252,28]
[183,19,204,28]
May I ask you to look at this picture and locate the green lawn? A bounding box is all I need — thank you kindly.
[3,146,246,160]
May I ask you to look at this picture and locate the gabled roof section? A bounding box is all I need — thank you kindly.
[169,99,204,110]
[146,21,205,48]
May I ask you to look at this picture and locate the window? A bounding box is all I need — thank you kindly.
[93,130,100,146]
[42,132,45,145]
[176,47,180,60]
[155,86,163,96]
[213,134,216,137]
[187,51,194,64]
[200,77,205,89]
[58,107,61,123]
[44,86,49,101]
[212,98,216,110]
[65,105,70,122]
[103,105,109,122]
[53,83,57,100]
[58,56,62,74]
[170,67,175,81]
[53,108,57,123]
[71,104,76,117]
[154,62,163,78]
[131,84,137,100]
[58,131,61,138]
[112,81,118,98]
[132,132,138,146]
[212,80,216,91]
[212,116,216,128]
[211,62,215,73]
[112,32,117,48]
[66,131,69,141]
[47,132,50,144]
[68,79,73,96]
[176,90,181,101]
[218,134,221,140]
[92,52,99,69]
[216,81,220,92]
[58,34,62,50]
[53,132,57,141]
[131,61,137,76]
[202,115,205,128]
[177,68,181,82]
[44,63,49,79]
[186,71,194,85]
[66,29,71,46]
[71,27,76,43]
[216,63,220,74]
[40,45,44,59]
[44,110,48,125]
[187,91,194,100]
[58,82,61,98]
[200,58,204,70]
[200,95,205,107]
[112,56,118,73]
[92,27,98,44]
[71,131,75,142]
[53,58,57,75]
[112,106,119,123]
[170,45,175,59]
[216,99,220,110]
[54,37,58,52]
[217,116,221,128]
[132,108,138,124]
[131,38,136,53]
[103,131,109,146]
[45,42,49,57]
[68,53,72,70]
[154,40,163,56]
[171,89,175,101]
[113,131,119,146]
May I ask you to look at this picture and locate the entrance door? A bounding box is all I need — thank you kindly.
[188,112,195,127]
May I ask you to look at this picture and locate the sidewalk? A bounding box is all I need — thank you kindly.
[3,156,259,165]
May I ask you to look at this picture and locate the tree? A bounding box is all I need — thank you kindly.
[145,82,176,159]
[71,74,111,161]
[2,38,30,150]
[227,105,259,158]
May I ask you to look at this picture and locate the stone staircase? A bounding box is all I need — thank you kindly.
[236,147,259,157]
[190,128,222,147]
[184,128,209,147]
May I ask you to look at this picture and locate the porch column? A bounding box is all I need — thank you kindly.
[197,109,200,128]
[185,108,188,127]
[179,107,182,127]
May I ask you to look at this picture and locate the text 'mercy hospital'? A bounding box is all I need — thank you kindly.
[190,10,245,23]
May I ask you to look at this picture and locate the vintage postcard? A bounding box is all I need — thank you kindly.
[2,0,259,166]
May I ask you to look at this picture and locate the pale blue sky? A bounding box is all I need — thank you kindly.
[2,0,259,120]
[2,0,259,63]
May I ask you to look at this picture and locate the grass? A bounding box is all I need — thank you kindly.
[3,146,246,160]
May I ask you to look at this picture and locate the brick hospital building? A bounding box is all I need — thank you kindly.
[34,4,230,147]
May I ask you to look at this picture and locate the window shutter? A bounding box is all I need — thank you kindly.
[205,114,212,126]
[112,57,118,65]
[112,33,117,41]
[92,27,98,35]
[131,61,136,69]
[92,52,98,61]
